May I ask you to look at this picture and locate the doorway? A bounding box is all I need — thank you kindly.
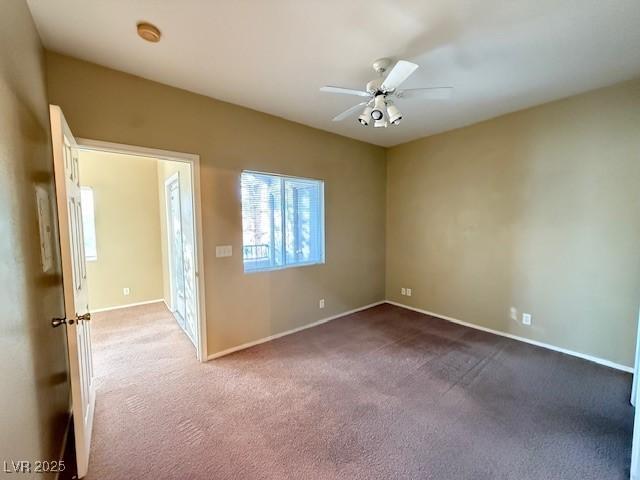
[76,139,207,361]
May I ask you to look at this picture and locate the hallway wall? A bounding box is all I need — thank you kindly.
[0,0,69,473]
[78,150,164,311]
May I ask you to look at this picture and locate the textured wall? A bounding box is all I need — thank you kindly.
[78,150,164,310]
[0,0,69,473]
[386,79,640,367]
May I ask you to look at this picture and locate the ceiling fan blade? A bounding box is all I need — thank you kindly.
[320,86,371,97]
[332,102,367,122]
[381,60,419,92]
[395,87,454,100]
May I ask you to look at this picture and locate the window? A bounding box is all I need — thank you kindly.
[80,187,97,261]
[241,171,324,272]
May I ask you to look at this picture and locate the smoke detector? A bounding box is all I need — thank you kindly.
[137,22,161,43]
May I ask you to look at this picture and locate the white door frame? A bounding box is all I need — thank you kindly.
[631,310,640,479]
[75,138,209,362]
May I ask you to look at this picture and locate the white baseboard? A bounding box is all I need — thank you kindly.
[386,300,634,373]
[90,299,164,313]
[208,301,385,360]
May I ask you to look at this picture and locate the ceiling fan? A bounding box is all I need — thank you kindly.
[320,58,453,128]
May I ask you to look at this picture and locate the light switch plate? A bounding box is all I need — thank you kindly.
[216,245,233,258]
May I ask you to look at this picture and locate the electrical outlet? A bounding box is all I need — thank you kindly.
[401,288,406,296]
[522,313,532,326]
[510,307,518,321]
[406,288,412,296]
[123,287,130,296]
[319,299,325,309]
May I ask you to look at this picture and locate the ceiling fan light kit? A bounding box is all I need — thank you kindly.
[321,57,453,130]
[371,94,387,121]
[386,103,402,125]
[358,106,373,126]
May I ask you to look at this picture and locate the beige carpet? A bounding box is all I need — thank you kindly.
[87,302,632,479]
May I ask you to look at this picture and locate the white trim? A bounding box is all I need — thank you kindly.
[90,299,164,313]
[386,300,634,373]
[208,301,385,360]
[76,138,199,163]
[76,138,208,362]
[190,148,208,362]
[631,310,640,406]
[632,401,640,480]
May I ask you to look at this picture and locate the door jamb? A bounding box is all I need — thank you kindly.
[75,138,209,362]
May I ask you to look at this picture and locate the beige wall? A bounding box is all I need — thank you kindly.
[46,52,387,355]
[387,79,640,367]
[0,1,69,474]
[78,150,164,310]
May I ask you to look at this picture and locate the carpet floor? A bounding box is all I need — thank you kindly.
[87,302,633,480]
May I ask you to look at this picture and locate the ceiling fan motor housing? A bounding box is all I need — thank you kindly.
[366,78,383,94]
[372,57,392,75]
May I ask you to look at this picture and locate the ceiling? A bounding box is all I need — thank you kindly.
[27,0,640,147]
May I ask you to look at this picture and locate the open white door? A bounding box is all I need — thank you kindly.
[50,105,96,478]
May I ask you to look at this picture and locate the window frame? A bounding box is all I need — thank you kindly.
[241,170,325,274]
[80,186,98,262]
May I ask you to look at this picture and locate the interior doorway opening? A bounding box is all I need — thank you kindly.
[75,140,207,361]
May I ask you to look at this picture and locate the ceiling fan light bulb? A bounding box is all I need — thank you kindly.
[371,95,386,121]
[387,104,402,125]
[358,107,372,126]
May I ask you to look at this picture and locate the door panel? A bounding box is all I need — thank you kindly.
[50,105,95,478]
[166,174,197,345]
[169,179,186,324]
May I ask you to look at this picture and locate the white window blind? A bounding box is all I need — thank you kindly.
[80,187,97,261]
[241,171,324,272]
